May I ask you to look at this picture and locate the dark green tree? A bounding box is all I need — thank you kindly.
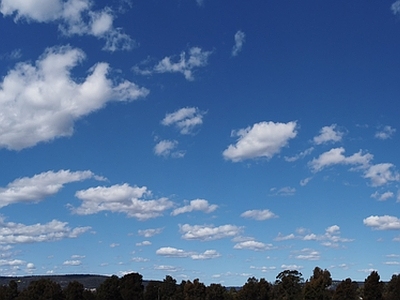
[64,281,84,300]
[273,270,303,300]
[96,275,122,300]
[144,281,161,300]
[384,274,400,300]
[160,275,177,300]
[236,277,270,300]
[183,279,206,300]
[119,272,144,300]
[332,278,358,300]
[16,279,64,300]
[303,267,332,300]
[363,271,383,300]
[206,283,228,300]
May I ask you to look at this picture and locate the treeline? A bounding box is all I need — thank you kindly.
[0,267,400,300]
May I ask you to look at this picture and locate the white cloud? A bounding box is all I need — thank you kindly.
[179,224,242,241]
[371,191,394,201]
[26,262,35,270]
[0,46,148,150]
[136,241,151,246]
[240,209,277,221]
[274,233,296,241]
[0,259,25,266]
[0,0,135,51]
[135,47,212,81]
[191,249,221,260]
[364,163,400,187]
[154,265,179,272]
[109,243,119,248]
[270,187,296,196]
[138,228,163,238]
[233,240,274,251]
[313,124,343,145]
[375,125,396,140]
[300,177,312,186]
[293,248,320,261]
[63,260,82,266]
[74,183,174,220]
[232,30,245,56]
[391,1,400,15]
[223,121,297,162]
[0,170,96,208]
[161,107,206,135]
[154,140,185,158]
[131,257,149,262]
[156,247,220,260]
[281,264,303,270]
[171,199,217,216]
[363,215,400,230]
[285,147,314,162]
[309,147,372,172]
[0,218,90,244]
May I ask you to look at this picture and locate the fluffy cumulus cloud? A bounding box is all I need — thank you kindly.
[240,209,277,221]
[276,225,352,248]
[364,163,400,187]
[73,183,174,220]
[371,191,394,201]
[154,140,185,158]
[138,228,163,238]
[134,47,212,81]
[313,124,344,145]
[363,215,400,230]
[171,199,218,216]
[232,30,245,56]
[309,147,372,172]
[233,240,274,251]
[0,46,149,150]
[391,1,400,15]
[161,107,206,135]
[156,247,220,260]
[0,218,90,244]
[223,121,297,162]
[375,125,396,140]
[179,224,242,241]
[0,0,134,51]
[0,170,97,208]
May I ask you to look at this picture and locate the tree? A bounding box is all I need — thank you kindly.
[332,278,358,300]
[64,281,84,300]
[273,270,304,300]
[160,275,177,300]
[303,267,332,300]
[363,271,383,300]
[144,281,161,300]
[119,272,144,300]
[183,279,206,300]
[206,283,228,300]
[384,274,400,300]
[96,275,122,300]
[236,277,271,300]
[16,279,64,300]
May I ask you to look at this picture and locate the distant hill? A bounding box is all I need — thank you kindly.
[0,274,110,290]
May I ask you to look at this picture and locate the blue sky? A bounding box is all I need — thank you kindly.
[0,0,400,286]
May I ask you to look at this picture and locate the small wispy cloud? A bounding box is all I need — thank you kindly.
[375,125,396,140]
[232,30,245,56]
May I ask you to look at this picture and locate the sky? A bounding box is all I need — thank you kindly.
[0,0,400,286]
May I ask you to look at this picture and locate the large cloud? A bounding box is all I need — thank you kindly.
[0,170,98,208]
[363,215,400,230]
[0,46,149,150]
[134,47,212,81]
[309,147,372,172]
[74,183,173,220]
[223,121,297,162]
[0,218,90,244]
[0,0,134,51]
[179,224,242,241]
[161,107,206,135]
